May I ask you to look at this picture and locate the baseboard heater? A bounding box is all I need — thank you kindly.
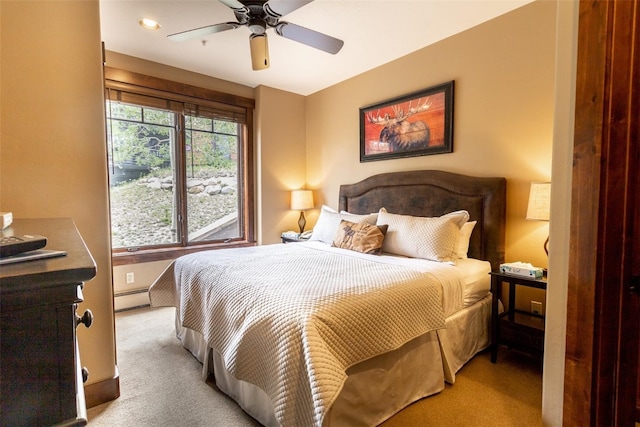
[114,288,150,312]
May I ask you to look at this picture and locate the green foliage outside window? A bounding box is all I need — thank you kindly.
[107,104,173,172]
[106,100,242,249]
[185,116,237,173]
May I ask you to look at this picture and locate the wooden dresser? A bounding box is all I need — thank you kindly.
[0,218,96,427]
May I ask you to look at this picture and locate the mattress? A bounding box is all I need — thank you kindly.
[298,241,492,316]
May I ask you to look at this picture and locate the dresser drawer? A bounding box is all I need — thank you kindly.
[1,302,82,426]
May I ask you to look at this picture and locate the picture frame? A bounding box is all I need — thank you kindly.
[360,80,454,162]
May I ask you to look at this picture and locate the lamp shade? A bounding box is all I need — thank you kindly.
[250,33,269,70]
[526,182,551,221]
[291,190,313,211]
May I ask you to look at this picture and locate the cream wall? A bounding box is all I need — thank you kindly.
[303,2,569,425]
[306,1,556,273]
[105,52,254,100]
[0,1,115,386]
[254,86,307,244]
[112,260,171,310]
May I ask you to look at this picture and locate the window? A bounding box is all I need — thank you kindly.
[105,68,255,265]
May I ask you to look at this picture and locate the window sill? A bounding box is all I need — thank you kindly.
[111,241,257,266]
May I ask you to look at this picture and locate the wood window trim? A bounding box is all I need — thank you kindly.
[104,67,256,266]
[104,68,254,110]
[111,241,257,267]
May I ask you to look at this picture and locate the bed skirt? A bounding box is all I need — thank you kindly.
[175,293,491,426]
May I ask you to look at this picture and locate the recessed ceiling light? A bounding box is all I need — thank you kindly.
[138,18,160,30]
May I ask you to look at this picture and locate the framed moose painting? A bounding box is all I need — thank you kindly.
[360,81,454,162]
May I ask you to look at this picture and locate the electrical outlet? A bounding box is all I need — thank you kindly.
[126,272,135,284]
[531,300,543,315]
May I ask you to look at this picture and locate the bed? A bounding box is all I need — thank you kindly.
[149,169,506,427]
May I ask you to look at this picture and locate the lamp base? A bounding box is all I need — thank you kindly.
[544,235,549,256]
[298,211,306,234]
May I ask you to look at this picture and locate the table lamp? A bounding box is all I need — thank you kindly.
[291,189,314,233]
[526,182,551,255]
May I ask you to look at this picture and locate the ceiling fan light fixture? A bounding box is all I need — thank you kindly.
[138,18,161,31]
[248,17,266,35]
[250,33,270,70]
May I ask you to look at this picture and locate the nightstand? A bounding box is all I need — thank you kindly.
[281,235,309,243]
[490,271,547,363]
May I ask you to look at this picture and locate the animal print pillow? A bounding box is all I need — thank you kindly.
[332,220,389,254]
[310,205,379,244]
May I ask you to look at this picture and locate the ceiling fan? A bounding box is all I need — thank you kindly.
[167,0,344,71]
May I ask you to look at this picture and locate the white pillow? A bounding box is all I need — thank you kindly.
[456,221,477,259]
[376,210,469,262]
[340,207,386,216]
[442,210,472,228]
[310,205,378,244]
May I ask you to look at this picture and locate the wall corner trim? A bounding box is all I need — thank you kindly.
[85,368,120,408]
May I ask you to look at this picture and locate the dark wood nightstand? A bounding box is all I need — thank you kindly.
[281,235,310,243]
[490,271,547,363]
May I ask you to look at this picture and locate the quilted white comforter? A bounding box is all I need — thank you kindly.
[150,243,450,427]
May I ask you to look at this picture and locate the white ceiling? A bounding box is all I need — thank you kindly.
[100,0,533,96]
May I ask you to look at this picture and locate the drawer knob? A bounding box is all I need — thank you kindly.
[76,309,94,328]
[82,367,89,383]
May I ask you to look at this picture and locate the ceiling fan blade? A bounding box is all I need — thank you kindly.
[218,0,246,9]
[275,22,343,54]
[265,0,314,18]
[167,22,239,42]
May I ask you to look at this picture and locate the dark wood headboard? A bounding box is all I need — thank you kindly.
[338,170,506,271]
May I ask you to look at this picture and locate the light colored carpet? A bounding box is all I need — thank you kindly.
[88,307,542,426]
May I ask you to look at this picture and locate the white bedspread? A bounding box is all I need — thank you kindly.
[150,243,461,427]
